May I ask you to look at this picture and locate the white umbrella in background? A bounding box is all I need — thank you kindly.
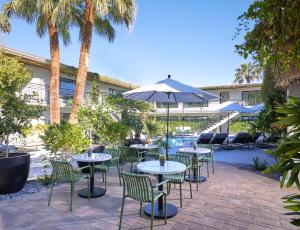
[218,101,254,143]
[122,75,219,157]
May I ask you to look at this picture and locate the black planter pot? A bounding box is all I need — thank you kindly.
[0,153,30,195]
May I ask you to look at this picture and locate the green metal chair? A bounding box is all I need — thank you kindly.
[48,160,91,212]
[119,146,145,173]
[164,153,192,208]
[94,148,122,188]
[198,144,214,177]
[119,172,169,230]
[147,147,160,160]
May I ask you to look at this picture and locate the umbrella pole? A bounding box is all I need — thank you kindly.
[227,111,229,145]
[166,102,170,158]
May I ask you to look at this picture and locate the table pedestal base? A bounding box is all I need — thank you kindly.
[185,175,206,182]
[78,187,106,198]
[144,203,177,219]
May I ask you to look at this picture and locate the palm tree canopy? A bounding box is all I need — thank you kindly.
[54,0,136,43]
[234,62,262,84]
[0,14,11,33]
[1,0,78,45]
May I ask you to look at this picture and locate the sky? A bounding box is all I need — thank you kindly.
[1,0,254,87]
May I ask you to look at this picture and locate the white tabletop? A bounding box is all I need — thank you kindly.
[72,153,112,163]
[137,160,186,175]
[178,147,211,154]
[130,144,158,150]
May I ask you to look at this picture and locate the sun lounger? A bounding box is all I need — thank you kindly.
[246,132,262,148]
[197,133,214,144]
[230,132,250,148]
[209,133,228,147]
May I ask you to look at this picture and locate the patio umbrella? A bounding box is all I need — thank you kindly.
[250,103,264,113]
[122,75,219,157]
[218,101,254,143]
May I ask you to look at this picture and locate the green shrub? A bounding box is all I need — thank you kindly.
[144,120,163,138]
[230,121,252,134]
[252,156,268,171]
[40,122,91,166]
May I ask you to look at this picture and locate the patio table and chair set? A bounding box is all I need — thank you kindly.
[47,143,215,230]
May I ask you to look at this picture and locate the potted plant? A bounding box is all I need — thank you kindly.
[0,53,43,194]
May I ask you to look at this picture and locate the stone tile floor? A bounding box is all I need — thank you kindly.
[0,162,299,230]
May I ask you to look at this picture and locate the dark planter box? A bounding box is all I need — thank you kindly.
[0,153,30,194]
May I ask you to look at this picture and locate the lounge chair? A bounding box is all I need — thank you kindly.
[230,132,250,148]
[246,132,262,148]
[209,133,228,146]
[196,133,214,144]
[256,134,279,148]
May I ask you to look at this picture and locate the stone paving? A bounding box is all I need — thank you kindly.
[0,162,298,230]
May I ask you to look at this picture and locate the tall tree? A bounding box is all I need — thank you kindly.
[0,14,11,48]
[2,0,76,124]
[235,0,300,86]
[68,0,136,124]
[234,62,262,84]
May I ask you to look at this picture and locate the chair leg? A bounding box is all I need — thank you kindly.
[104,172,107,190]
[119,197,126,230]
[87,178,90,201]
[150,200,154,230]
[102,172,105,183]
[130,162,133,173]
[164,195,167,224]
[70,183,75,212]
[189,171,192,199]
[206,161,209,177]
[196,168,199,191]
[212,160,215,174]
[140,201,142,217]
[48,181,54,207]
[117,166,121,186]
[179,183,182,208]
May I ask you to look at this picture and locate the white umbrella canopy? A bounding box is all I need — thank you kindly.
[122,76,218,103]
[122,75,219,156]
[250,103,264,113]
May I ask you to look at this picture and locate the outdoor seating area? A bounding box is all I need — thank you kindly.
[1,161,298,230]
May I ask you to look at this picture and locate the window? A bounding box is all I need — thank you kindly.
[156,116,178,121]
[156,102,178,108]
[242,90,262,105]
[109,88,117,95]
[241,116,257,121]
[60,78,75,99]
[60,113,70,122]
[183,101,208,108]
[182,116,208,121]
[220,91,230,103]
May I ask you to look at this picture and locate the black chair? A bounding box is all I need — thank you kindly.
[230,132,250,147]
[246,132,262,148]
[196,133,214,144]
[209,133,228,145]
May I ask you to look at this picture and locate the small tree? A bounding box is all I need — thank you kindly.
[0,53,43,157]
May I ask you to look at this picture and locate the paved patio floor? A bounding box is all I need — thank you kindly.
[0,162,298,230]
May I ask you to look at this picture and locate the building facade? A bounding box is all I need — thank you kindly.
[4,48,136,124]
[149,83,262,122]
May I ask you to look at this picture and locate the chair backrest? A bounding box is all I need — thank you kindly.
[176,151,197,169]
[209,133,228,144]
[175,152,191,167]
[120,172,153,202]
[231,132,250,144]
[105,148,119,158]
[198,144,213,160]
[246,132,262,143]
[197,133,214,144]
[50,160,74,183]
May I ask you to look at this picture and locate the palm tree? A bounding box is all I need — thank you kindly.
[234,62,262,84]
[68,0,136,124]
[0,14,11,48]
[2,0,76,124]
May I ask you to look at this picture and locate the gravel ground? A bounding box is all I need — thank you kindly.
[0,180,53,201]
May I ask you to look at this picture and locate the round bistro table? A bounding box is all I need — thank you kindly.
[178,147,211,183]
[137,160,186,219]
[72,153,111,198]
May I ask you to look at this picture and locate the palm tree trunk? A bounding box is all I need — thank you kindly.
[47,20,60,124]
[1,30,4,48]
[69,0,94,124]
